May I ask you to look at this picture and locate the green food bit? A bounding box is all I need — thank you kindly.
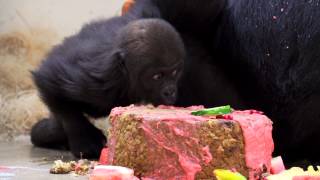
[214,169,247,180]
[191,105,232,116]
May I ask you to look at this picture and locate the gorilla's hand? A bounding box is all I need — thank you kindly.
[57,112,106,158]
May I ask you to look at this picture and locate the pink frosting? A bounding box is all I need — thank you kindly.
[140,119,204,180]
[223,110,274,179]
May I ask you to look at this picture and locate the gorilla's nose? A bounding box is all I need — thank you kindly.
[161,86,177,104]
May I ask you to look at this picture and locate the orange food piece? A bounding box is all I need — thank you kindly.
[122,0,135,15]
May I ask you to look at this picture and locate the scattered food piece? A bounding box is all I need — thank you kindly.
[50,159,97,175]
[214,169,247,180]
[121,0,135,15]
[74,159,90,175]
[191,105,232,116]
[99,147,109,165]
[293,176,320,180]
[270,156,285,174]
[49,160,76,174]
[268,166,320,180]
[89,165,138,180]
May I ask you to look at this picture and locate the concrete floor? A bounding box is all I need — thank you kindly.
[0,136,87,180]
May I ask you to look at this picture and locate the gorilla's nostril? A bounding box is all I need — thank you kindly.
[161,87,177,105]
[164,91,171,97]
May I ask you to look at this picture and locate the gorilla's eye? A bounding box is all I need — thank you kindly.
[172,70,177,77]
[153,73,163,80]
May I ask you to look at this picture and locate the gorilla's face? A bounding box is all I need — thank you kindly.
[118,19,185,105]
[139,60,184,105]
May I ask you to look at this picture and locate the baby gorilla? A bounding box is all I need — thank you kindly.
[31,18,185,158]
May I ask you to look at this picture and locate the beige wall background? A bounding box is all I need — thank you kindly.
[0,0,125,37]
[0,0,125,140]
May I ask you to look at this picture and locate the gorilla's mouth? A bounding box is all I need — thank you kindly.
[161,96,177,105]
[137,98,176,106]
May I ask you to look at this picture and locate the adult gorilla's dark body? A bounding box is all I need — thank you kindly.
[213,0,320,165]
[122,0,320,165]
[32,0,320,165]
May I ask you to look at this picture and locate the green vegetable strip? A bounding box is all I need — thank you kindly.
[191,105,232,116]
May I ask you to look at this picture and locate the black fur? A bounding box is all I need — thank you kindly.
[32,0,320,165]
[213,0,320,165]
[31,18,185,158]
